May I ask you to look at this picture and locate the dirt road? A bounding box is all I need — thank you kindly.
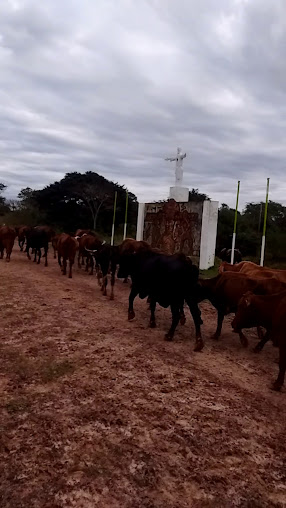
[0,250,286,507]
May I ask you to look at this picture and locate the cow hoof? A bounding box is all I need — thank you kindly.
[271,382,282,392]
[253,346,261,353]
[69,275,72,279]
[194,338,204,352]
[165,333,173,341]
[110,294,114,301]
[149,321,156,328]
[180,316,186,326]
[128,311,135,321]
[211,334,219,341]
[240,338,248,348]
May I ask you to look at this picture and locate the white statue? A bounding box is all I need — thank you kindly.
[165,147,187,186]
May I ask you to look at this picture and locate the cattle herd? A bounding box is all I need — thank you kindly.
[1,224,286,393]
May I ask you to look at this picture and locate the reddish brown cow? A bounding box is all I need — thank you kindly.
[219,261,286,283]
[232,291,286,391]
[0,226,17,262]
[198,272,286,348]
[57,234,78,278]
[51,234,61,259]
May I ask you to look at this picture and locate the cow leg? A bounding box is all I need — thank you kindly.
[238,330,248,347]
[149,299,156,328]
[180,306,186,325]
[53,248,56,259]
[69,259,73,278]
[102,275,108,296]
[128,286,138,320]
[89,256,94,275]
[58,254,62,267]
[110,263,116,300]
[165,304,180,341]
[253,330,270,353]
[186,299,204,352]
[27,248,31,260]
[212,307,225,340]
[44,247,48,267]
[123,277,128,283]
[62,258,67,275]
[33,249,37,262]
[272,343,286,391]
[85,255,89,272]
[97,267,102,287]
[78,252,81,269]
[37,249,41,264]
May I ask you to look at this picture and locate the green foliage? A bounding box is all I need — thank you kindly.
[32,171,138,234]
[0,182,9,216]
[217,200,286,261]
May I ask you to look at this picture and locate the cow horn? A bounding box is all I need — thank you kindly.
[85,248,97,253]
[101,241,106,245]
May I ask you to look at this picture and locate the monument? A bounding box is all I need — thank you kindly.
[165,147,189,202]
[136,147,218,270]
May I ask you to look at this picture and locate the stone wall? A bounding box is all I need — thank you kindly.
[143,199,203,256]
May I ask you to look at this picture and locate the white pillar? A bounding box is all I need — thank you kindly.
[199,200,219,270]
[136,203,145,241]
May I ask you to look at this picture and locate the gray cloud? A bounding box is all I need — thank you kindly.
[0,0,286,209]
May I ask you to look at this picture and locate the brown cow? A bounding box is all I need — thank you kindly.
[219,261,286,283]
[232,291,286,391]
[0,226,17,262]
[51,234,61,259]
[198,272,286,348]
[57,234,78,278]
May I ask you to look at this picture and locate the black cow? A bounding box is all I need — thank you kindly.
[85,244,119,300]
[219,248,242,264]
[26,228,49,266]
[117,249,204,350]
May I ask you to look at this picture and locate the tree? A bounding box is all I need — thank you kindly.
[188,188,210,202]
[0,183,9,215]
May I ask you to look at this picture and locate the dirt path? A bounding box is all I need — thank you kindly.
[0,250,286,508]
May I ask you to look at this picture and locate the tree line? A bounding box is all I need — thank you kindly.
[0,172,138,239]
[0,173,285,261]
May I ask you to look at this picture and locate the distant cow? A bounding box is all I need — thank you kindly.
[26,228,49,266]
[117,248,203,350]
[232,291,286,391]
[86,244,119,300]
[18,225,32,251]
[198,272,286,349]
[0,226,17,262]
[57,233,78,278]
[77,234,102,271]
[219,248,242,264]
[52,234,61,259]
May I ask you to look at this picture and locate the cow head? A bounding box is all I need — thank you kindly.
[231,291,256,332]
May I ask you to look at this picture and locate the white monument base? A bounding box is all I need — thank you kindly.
[169,186,189,202]
[199,200,219,270]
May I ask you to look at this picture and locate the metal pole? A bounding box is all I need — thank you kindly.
[123,191,128,240]
[230,180,240,264]
[260,178,270,266]
[111,191,117,246]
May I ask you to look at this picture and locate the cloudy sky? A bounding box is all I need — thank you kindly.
[0,0,286,209]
